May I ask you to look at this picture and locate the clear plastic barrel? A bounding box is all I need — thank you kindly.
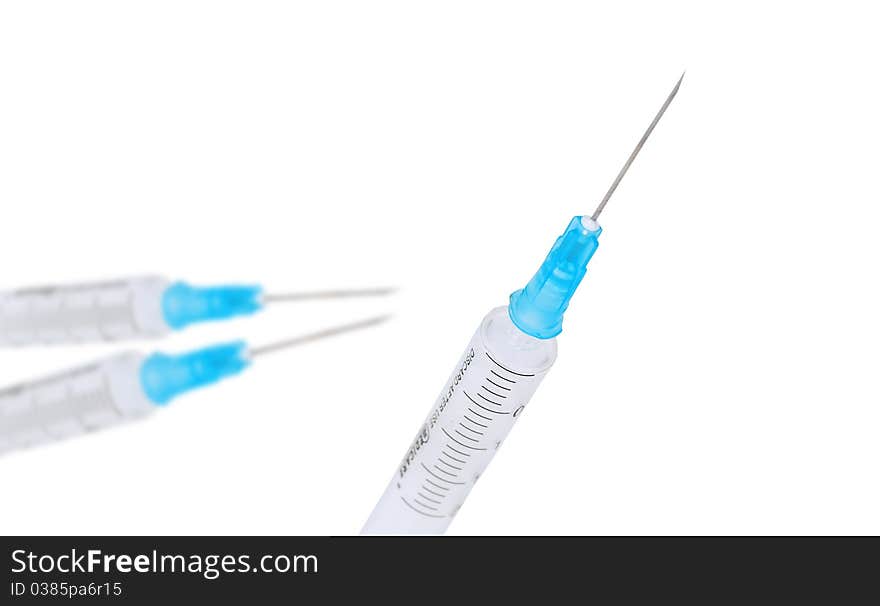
[363,306,557,534]
[0,277,170,346]
[0,353,154,455]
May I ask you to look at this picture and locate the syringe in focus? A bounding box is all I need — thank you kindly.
[0,315,388,456]
[363,74,683,534]
[0,277,393,346]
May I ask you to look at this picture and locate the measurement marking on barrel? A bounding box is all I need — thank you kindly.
[437,456,463,471]
[446,443,472,458]
[438,459,464,473]
[454,429,480,443]
[422,485,447,498]
[458,421,484,436]
[478,392,503,407]
[442,449,468,464]
[413,497,440,511]
[465,391,507,414]
[467,407,493,422]
[485,352,536,377]
[463,414,489,428]
[433,464,459,479]
[426,478,451,491]
[469,399,511,416]
[418,492,443,505]
[481,385,507,399]
[442,427,488,450]
[490,370,516,384]
[486,377,512,391]
[421,462,465,484]
[400,496,445,518]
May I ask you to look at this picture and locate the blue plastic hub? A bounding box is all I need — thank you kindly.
[508,215,602,339]
[140,341,251,405]
[162,282,264,330]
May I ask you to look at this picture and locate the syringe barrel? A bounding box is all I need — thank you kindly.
[0,353,155,456]
[362,306,557,534]
[0,276,171,346]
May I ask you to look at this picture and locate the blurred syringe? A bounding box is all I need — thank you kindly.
[0,316,388,456]
[0,278,393,346]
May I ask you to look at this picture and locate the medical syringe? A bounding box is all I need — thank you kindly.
[0,315,388,456]
[363,74,683,534]
[0,276,392,346]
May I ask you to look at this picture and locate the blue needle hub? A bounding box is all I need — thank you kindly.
[161,282,264,330]
[508,215,602,339]
[140,341,251,405]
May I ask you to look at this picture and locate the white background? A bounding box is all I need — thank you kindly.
[1,2,878,535]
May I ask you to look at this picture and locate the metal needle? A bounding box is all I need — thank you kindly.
[249,314,391,358]
[591,72,684,221]
[262,287,396,304]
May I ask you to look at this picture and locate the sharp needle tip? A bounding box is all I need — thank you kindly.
[589,73,683,221]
